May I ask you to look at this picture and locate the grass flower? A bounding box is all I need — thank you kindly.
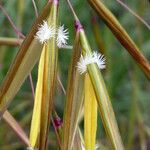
[77,52,106,74]
[57,25,69,48]
[35,20,55,44]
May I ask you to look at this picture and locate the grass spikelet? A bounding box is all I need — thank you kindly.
[76,20,124,149]
[29,45,45,148]
[84,73,97,150]
[62,30,84,150]
[38,1,59,149]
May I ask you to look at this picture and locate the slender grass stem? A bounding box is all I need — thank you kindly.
[51,117,62,150]
[29,74,35,98]
[127,69,138,150]
[3,111,30,146]
[66,0,79,22]
[32,0,39,17]
[0,37,73,49]
[116,0,150,30]
[0,4,25,38]
[57,75,66,95]
[0,37,23,46]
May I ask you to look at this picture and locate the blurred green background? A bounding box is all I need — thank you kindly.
[0,0,150,149]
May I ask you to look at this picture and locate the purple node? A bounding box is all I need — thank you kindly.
[75,20,83,31]
[54,117,62,128]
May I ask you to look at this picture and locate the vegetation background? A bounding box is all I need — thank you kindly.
[0,0,149,149]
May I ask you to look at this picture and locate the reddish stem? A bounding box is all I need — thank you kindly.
[51,117,62,150]
[0,5,25,38]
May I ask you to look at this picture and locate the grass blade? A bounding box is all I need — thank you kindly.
[0,1,52,117]
[87,0,150,79]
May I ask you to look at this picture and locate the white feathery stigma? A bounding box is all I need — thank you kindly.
[93,52,106,69]
[35,20,55,44]
[57,25,69,48]
[77,52,106,74]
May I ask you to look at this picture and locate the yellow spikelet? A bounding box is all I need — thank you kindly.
[29,45,46,147]
[84,73,97,150]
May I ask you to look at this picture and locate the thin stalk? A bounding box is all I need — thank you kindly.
[0,37,23,46]
[0,4,25,38]
[57,75,66,95]
[91,15,105,54]
[0,37,73,49]
[3,111,30,146]
[66,0,79,22]
[32,0,39,17]
[51,117,62,150]
[127,68,138,150]
[136,106,147,150]
[87,0,150,79]
[28,74,35,97]
[116,0,150,30]
[17,0,25,30]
